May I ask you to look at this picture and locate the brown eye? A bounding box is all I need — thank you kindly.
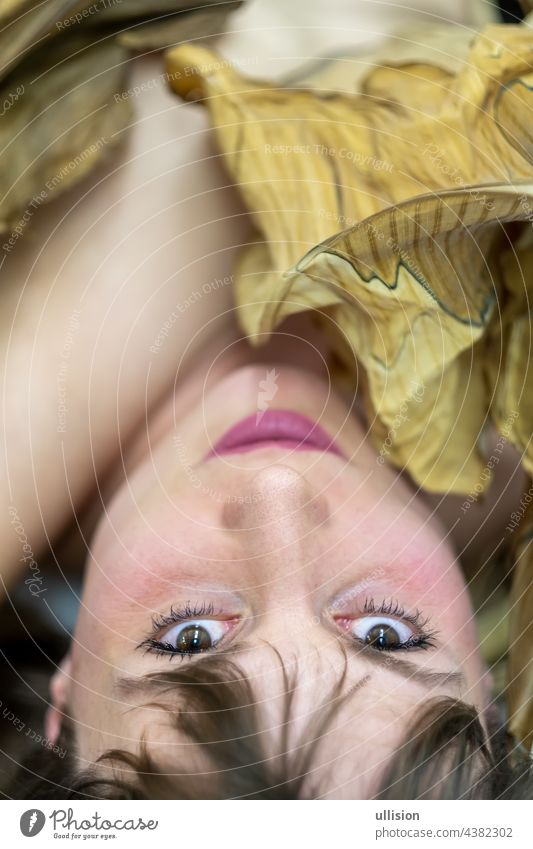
[162,619,230,655]
[336,614,418,651]
[365,623,401,650]
[176,625,213,653]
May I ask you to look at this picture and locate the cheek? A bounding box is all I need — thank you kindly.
[73,537,155,670]
[79,515,172,631]
[355,515,480,653]
[391,551,483,670]
[403,560,471,609]
[407,559,475,629]
[75,505,215,663]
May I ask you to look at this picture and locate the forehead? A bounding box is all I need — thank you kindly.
[79,648,437,798]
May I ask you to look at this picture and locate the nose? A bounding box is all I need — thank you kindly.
[221,464,330,542]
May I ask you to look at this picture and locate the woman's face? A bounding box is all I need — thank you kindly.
[62,364,490,798]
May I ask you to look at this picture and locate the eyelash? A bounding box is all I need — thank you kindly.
[151,601,217,630]
[138,597,438,660]
[138,602,221,662]
[362,597,428,628]
[355,597,438,651]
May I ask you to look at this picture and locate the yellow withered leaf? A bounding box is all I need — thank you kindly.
[166,30,533,494]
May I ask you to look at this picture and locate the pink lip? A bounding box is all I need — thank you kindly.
[206,410,344,458]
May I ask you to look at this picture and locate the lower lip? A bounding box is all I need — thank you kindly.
[206,410,344,458]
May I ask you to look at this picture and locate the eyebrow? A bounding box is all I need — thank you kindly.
[122,639,465,698]
[347,642,466,691]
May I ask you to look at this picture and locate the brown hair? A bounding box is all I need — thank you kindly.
[10,655,533,800]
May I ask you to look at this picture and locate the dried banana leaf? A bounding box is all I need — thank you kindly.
[165,28,533,494]
[0,1,244,234]
[0,39,132,235]
[116,8,240,52]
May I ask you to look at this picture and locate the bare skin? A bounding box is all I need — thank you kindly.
[0,0,510,599]
[0,54,250,594]
[51,360,491,796]
[0,0,525,797]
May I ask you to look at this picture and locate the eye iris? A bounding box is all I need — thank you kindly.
[365,623,401,649]
[176,625,212,653]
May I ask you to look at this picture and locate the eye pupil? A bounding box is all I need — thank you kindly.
[177,625,212,653]
[365,624,400,650]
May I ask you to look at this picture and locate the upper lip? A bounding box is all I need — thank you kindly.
[206,409,345,458]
